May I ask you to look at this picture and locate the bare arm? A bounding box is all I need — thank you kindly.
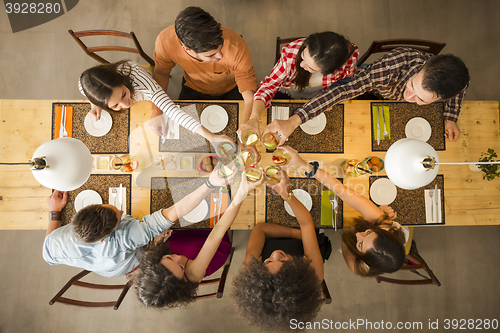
[152,66,171,93]
[45,191,67,238]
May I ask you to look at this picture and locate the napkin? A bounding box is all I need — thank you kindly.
[210,192,229,228]
[54,105,73,138]
[424,189,441,223]
[161,115,179,143]
[320,190,336,226]
[109,187,127,213]
[372,106,390,140]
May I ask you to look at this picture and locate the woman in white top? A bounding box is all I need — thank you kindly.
[79,60,230,141]
[281,146,406,277]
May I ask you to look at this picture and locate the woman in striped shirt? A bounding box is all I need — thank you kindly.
[80,60,230,141]
[238,32,359,142]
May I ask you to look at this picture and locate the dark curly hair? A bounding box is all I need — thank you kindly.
[232,256,323,331]
[293,31,354,92]
[134,240,198,308]
[71,204,118,243]
[342,215,406,277]
[80,60,135,112]
[175,6,223,53]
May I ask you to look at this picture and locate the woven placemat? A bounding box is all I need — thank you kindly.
[59,174,132,225]
[265,177,344,229]
[267,102,344,153]
[151,177,228,229]
[371,102,446,152]
[368,175,445,225]
[52,102,130,154]
[159,102,239,153]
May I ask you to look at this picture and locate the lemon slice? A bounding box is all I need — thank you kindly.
[220,164,234,177]
[181,158,191,168]
[245,133,259,145]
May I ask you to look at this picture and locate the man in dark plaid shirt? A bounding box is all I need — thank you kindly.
[263,47,470,142]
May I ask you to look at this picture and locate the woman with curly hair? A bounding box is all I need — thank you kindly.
[232,170,325,331]
[281,146,406,277]
[79,60,231,141]
[134,172,264,308]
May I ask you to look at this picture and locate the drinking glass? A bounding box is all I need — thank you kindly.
[272,147,291,166]
[265,166,283,185]
[239,129,260,146]
[262,132,281,149]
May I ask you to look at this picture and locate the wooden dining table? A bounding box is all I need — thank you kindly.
[0,99,499,230]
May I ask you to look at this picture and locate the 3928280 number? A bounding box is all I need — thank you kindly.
[443,319,498,330]
[5,2,61,14]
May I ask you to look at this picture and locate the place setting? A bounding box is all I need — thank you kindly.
[265,177,343,228]
[159,102,239,153]
[52,102,130,154]
[58,174,132,225]
[368,175,444,225]
[267,102,344,153]
[371,102,446,152]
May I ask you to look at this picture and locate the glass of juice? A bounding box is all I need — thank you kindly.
[265,166,283,185]
[216,141,238,159]
[262,132,281,150]
[272,147,291,166]
[245,165,263,182]
[239,129,260,146]
[240,149,256,167]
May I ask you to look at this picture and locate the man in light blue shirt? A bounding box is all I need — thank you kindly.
[43,171,231,278]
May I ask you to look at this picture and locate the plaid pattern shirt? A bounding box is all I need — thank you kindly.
[293,47,467,123]
[254,38,359,108]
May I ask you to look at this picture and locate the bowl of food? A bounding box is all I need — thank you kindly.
[365,156,385,173]
[198,155,220,173]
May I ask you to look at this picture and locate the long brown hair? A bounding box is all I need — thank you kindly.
[342,215,405,277]
[293,32,353,91]
[80,60,135,112]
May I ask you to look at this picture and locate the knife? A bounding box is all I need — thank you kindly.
[216,187,223,225]
[333,195,338,232]
[376,106,381,145]
[118,183,123,211]
[433,184,439,222]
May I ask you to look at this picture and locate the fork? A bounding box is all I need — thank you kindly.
[110,188,118,208]
[213,194,219,225]
[61,106,68,137]
[381,107,389,140]
[329,192,337,231]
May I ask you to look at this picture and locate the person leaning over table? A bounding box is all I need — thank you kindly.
[238,31,359,143]
[152,6,258,137]
[262,47,470,142]
[232,170,326,331]
[42,169,233,278]
[79,60,231,143]
[134,171,264,308]
[280,146,406,277]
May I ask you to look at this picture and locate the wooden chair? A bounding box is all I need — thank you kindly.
[357,38,446,66]
[321,280,332,304]
[49,270,132,310]
[68,29,154,72]
[275,36,305,64]
[375,239,441,286]
[196,247,234,299]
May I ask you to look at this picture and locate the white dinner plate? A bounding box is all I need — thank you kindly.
[84,110,113,137]
[300,113,327,135]
[405,117,431,142]
[74,190,103,211]
[370,178,397,205]
[200,105,228,133]
[183,199,209,223]
[284,189,313,216]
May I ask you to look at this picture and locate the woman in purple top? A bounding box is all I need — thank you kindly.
[134,172,264,308]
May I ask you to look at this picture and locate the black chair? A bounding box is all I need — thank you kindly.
[275,36,305,64]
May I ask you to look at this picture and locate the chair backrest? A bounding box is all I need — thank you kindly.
[49,269,132,309]
[357,39,446,66]
[68,29,155,68]
[196,247,234,299]
[375,240,441,286]
[275,36,306,64]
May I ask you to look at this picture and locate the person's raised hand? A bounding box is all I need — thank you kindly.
[208,164,238,187]
[237,117,260,144]
[47,190,68,211]
[379,205,397,220]
[262,118,297,146]
[281,145,307,170]
[266,168,292,199]
[88,104,102,122]
[148,107,166,136]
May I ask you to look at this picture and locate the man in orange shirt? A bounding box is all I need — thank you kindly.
[152,6,258,136]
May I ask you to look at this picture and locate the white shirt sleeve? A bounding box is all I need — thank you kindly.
[131,63,202,133]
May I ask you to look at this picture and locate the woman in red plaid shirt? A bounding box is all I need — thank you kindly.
[238,32,358,142]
